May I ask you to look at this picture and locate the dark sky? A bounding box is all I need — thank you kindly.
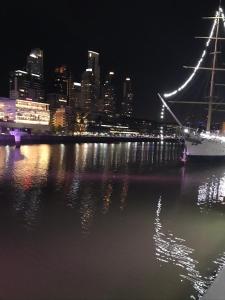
[0,0,221,120]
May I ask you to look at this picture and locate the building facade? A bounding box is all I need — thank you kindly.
[47,65,74,111]
[26,48,43,78]
[121,77,133,117]
[10,70,44,102]
[103,71,116,118]
[53,65,70,102]
[52,106,73,131]
[46,93,67,110]
[88,51,100,81]
[0,98,50,125]
[80,51,101,116]
[69,82,81,111]
[81,69,96,114]
[10,48,44,102]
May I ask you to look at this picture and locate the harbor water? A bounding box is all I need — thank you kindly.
[0,142,225,300]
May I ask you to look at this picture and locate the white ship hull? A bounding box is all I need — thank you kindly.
[185,134,225,158]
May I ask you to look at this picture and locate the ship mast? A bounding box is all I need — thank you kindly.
[159,5,225,130]
[207,12,220,131]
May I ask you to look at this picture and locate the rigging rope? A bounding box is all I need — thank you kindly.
[163,10,220,98]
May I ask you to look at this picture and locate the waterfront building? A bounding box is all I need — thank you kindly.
[46,92,67,127]
[52,107,66,129]
[52,106,73,131]
[0,97,50,125]
[121,77,133,117]
[103,71,116,118]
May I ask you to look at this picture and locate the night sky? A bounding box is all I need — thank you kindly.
[0,0,221,120]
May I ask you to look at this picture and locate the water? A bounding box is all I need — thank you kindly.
[0,142,225,300]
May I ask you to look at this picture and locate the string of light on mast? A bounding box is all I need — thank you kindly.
[163,9,223,99]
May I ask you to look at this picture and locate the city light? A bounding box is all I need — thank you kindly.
[74,82,81,86]
[160,104,165,120]
[30,53,38,58]
[15,70,28,75]
[31,73,40,78]
[88,50,99,55]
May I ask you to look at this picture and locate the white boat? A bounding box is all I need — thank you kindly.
[185,131,225,158]
[158,6,225,160]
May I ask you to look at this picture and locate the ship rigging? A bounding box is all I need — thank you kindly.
[158,6,225,158]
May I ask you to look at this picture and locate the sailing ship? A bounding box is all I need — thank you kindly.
[159,6,225,159]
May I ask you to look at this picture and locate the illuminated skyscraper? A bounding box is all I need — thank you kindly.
[80,51,101,115]
[10,48,44,102]
[53,65,70,104]
[121,77,133,117]
[9,70,44,102]
[47,65,74,110]
[103,72,116,117]
[69,82,81,111]
[26,48,43,78]
[88,51,100,81]
[80,69,96,113]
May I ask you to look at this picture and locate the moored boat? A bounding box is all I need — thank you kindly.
[158,6,225,160]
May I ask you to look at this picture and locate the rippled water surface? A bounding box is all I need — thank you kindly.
[1,142,225,300]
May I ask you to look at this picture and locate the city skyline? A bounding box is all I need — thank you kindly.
[8,47,134,118]
[0,0,219,119]
[1,47,136,133]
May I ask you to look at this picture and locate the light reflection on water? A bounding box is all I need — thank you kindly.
[154,197,209,299]
[198,174,225,209]
[1,143,225,299]
[154,166,225,300]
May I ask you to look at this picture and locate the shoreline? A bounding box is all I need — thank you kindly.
[0,134,182,146]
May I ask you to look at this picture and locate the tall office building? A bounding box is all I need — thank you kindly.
[80,69,96,113]
[10,70,44,102]
[47,65,73,110]
[80,51,101,115]
[10,48,44,102]
[121,77,134,117]
[69,82,81,111]
[88,51,100,81]
[26,48,43,77]
[103,72,116,117]
[54,65,70,99]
